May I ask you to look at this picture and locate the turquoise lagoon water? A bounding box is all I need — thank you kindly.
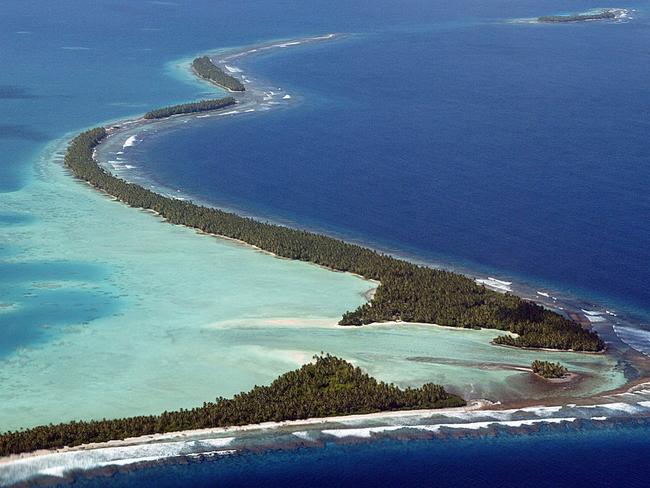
[0,0,644,434]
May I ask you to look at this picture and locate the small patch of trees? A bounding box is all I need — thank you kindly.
[532,360,568,379]
[192,56,245,92]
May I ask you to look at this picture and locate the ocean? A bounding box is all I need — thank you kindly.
[126,5,650,322]
[1,0,650,485]
[72,425,650,488]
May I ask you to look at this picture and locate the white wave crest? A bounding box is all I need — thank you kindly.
[580,402,640,414]
[581,309,606,323]
[0,437,235,485]
[123,135,138,148]
[322,418,578,439]
[613,325,650,356]
[519,405,563,415]
[476,277,512,292]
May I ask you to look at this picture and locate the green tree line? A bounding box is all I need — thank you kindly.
[532,360,569,378]
[143,97,236,119]
[0,355,464,456]
[62,127,604,352]
[192,56,245,92]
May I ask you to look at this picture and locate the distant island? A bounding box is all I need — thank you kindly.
[0,355,464,456]
[538,8,627,23]
[192,55,245,92]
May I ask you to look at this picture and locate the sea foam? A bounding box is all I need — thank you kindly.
[475,277,512,292]
[122,135,138,148]
[613,325,650,356]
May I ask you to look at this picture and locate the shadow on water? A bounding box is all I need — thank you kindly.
[0,261,122,357]
[0,211,35,225]
[0,124,49,142]
[0,85,38,100]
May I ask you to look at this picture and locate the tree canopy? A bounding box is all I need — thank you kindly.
[143,97,236,119]
[192,56,245,92]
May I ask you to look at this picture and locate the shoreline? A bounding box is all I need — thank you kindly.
[5,380,650,471]
[0,401,488,465]
[490,340,606,355]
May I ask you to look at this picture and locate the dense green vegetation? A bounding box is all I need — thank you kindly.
[0,355,463,456]
[192,56,245,92]
[63,127,603,352]
[143,97,236,119]
[531,360,569,379]
[538,10,617,23]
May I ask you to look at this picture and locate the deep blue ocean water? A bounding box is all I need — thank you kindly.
[2,0,650,485]
[131,8,650,321]
[74,425,650,488]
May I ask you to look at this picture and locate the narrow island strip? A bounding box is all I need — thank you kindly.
[538,8,629,23]
[0,355,464,456]
[69,121,604,352]
[143,96,236,120]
